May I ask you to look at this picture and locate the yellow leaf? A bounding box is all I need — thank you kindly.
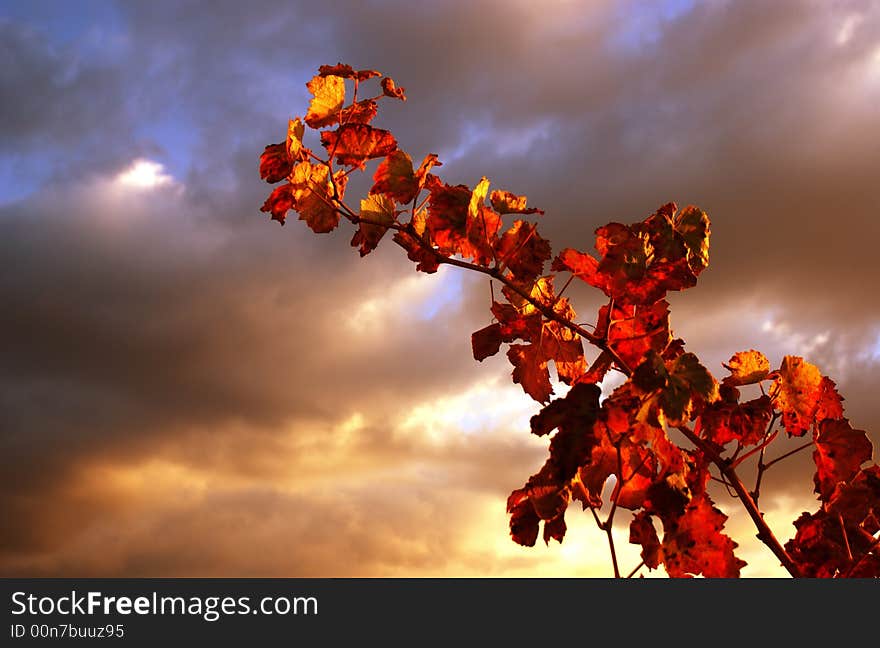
[722,349,770,386]
[305,75,344,128]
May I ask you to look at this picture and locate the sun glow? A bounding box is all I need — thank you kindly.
[115,159,174,189]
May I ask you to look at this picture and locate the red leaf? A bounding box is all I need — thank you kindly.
[392,231,440,273]
[813,418,873,501]
[318,63,381,81]
[259,142,292,183]
[507,488,540,547]
[576,350,614,386]
[491,301,542,344]
[496,220,552,282]
[575,429,653,510]
[599,300,671,372]
[471,323,502,362]
[787,469,880,578]
[372,150,417,204]
[696,387,772,446]
[659,494,746,578]
[630,512,662,569]
[321,124,398,169]
[539,320,586,385]
[543,515,567,545]
[260,183,294,224]
[552,203,709,305]
[425,179,471,255]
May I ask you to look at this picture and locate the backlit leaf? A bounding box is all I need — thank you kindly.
[305,74,345,128]
[489,189,544,215]
[771,356,844,437]
[696,387,772,446]
[260,143,292,183]
[508,343,553,403]
[553,203,710,305]
[321,124,398,169]
[340,99,379,125]
[286,117,305,159]
[634,351,718,426]
[392,231,439,274]
[260,183,294,224]
[497,221,552,282]
[813,418,872,501]
[659,494,746,578]
[372,151,418,204]
[351,192,395,256]
[599,300,671,372]
[722,349,770,386]
[787,466,880,577]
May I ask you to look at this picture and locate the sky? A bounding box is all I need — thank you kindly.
[1,0,879,577]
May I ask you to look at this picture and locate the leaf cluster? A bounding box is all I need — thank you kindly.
[258,64,879,578]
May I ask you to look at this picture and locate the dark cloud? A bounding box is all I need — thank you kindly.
[1,0,878,576]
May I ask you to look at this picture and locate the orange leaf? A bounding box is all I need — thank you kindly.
[381,76,406,101]
[489,189,544,215]
[289,162,342,233]
[540,320,586,385]
[507,343,553,403]
[340,99,378,125]
[771,356,845,437]
[372,151,417,204]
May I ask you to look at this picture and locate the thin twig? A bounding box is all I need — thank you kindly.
[730,431,778,469]
[763,440,814,471]
[626,560,645,579]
